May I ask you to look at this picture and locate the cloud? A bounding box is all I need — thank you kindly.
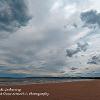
[80,10,100,28]
[87,55,100,65]
[66,48,80,57]
[0,0,100,77]
[0,0,31,34]
[66,41,89,57]
[0,65,65,77]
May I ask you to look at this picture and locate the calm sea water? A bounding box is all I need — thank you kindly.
[0,77,92,85]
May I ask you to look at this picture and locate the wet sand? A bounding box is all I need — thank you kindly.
[0,80,100,100]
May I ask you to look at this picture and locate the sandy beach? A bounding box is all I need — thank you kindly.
[0,80,100,100]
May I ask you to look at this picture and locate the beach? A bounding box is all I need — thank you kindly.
[0,80,100,100]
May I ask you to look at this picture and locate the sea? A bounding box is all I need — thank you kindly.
[0,77,93,86]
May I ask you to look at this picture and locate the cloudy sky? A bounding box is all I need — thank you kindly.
[0,0,100,77]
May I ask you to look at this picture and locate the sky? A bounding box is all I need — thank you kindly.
[0,0,100,77]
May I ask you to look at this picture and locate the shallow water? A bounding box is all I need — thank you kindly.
[0,78,93,86]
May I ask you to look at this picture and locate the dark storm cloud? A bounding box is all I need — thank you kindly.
[87,55,100,65]
[80,10,100,28]
[66,42,89,57]
[0,0,31,32]
[66,48,80,57]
